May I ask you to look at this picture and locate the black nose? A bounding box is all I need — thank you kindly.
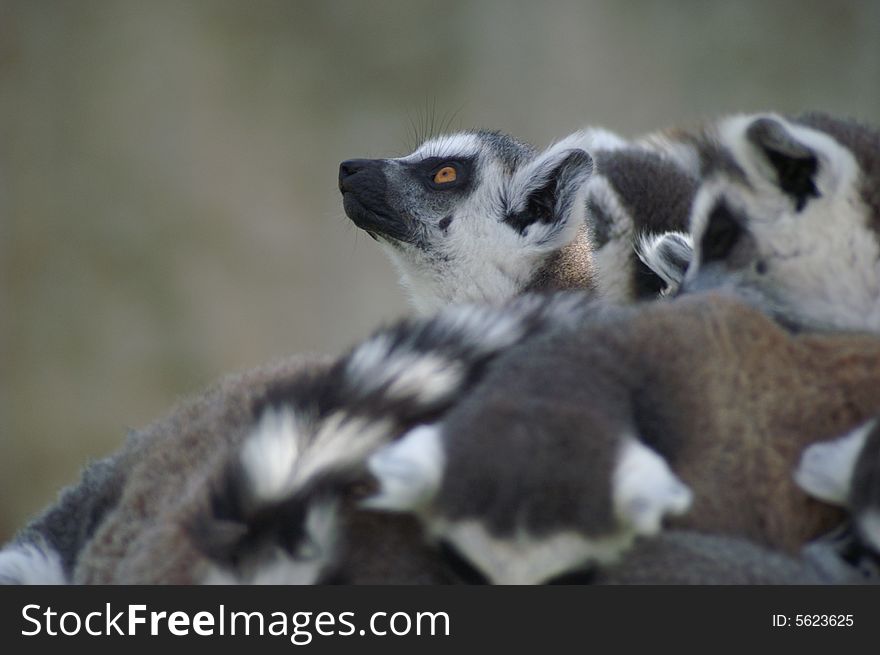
[339,159,372,192]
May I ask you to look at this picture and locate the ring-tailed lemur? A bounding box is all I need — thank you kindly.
[12,111,878,584]
[70,290,874,585]
[2,126,701,584]
[13,290,878,584]
[0,452,128,584]
[339,128,696,313]
[649,112,880,332]
[181,292,880,585]
[356,292,880,583]
[66,293,598,583]
[0,353,334,584]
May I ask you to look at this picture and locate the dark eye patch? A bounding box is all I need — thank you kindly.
[408,156,476,193]
[699,201,747,265]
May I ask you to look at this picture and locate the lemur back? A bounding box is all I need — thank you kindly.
[362,293,880,583]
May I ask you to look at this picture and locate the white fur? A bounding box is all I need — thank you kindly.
[586,176,637,302]
[687,113,880,332]
[0,541,67,585]
[636,231,693,291]
[384,354,465,404]
[506,142,591,249]
[795,420,875,506]
[203,500,339,585]
[612,438,693,535]
[383,179,538,314]
[572,127,629,153]
[240,408,304,503]
[404,133,483,162]
[436,304,527,352]
[345,334,393,386]
[637,131,702,177]
[347,339,464,405]
[240,407,393,504]
[385,134,593,314]
[363,425,445,512]
[430,519,633,585]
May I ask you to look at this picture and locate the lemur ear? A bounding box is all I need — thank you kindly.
[361,425,445,512]
[505,147,593,250]
[745,117,821,211]
[636,231,694,290]
[613,439,692,535]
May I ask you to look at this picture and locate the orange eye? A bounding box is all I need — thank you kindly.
[433,166,457,184]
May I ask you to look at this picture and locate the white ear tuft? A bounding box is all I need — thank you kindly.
[613,439,692,535]
[505,145,593,250]
[362,425,446,512]
[794,420,875,506]
[636,231,694,289]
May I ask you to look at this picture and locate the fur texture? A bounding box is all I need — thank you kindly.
[340,128,697,311]
[70,353,334,583]
[797,419,880,558]
[680,112,880,332]
[68,294,595,583]
[364,292,880,583]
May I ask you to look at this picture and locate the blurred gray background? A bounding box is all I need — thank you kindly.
[2,0,879,541]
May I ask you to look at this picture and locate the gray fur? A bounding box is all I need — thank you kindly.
[682,112,880,332]
[341,127,699,311]
[10,289,880,584]
[64,295,597,583]
[794,112,880,233]
[586,146,697,301]
[68,353,334,583]
[593,148,696,237]
[1,450,129,583]
[365,292,880,584]
[595,531,856,585]
[636,231,694,293]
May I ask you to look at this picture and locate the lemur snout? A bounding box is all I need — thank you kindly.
[338,159,374,192]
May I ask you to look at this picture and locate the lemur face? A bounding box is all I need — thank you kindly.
[680,113,880,331]
[340,131,594,313]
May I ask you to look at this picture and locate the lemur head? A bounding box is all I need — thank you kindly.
[679,112,880,331]
[339,131,595,313]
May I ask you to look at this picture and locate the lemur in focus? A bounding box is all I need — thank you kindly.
[339,128,696,313]
[1,125,697,585]
[643,111,880,333]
